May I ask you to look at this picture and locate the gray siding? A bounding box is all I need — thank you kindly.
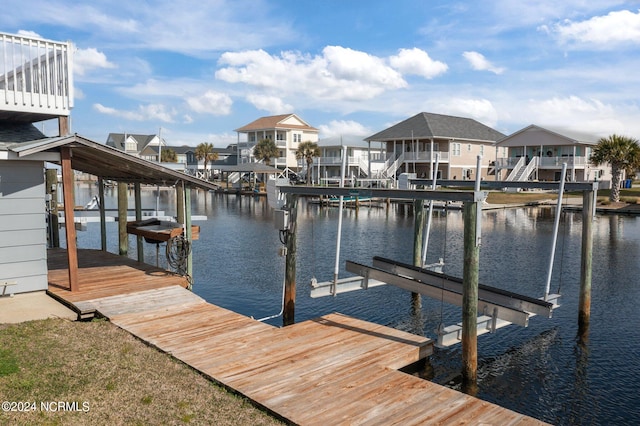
[0,160,48,294]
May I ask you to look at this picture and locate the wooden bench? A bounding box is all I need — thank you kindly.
[1,281,17,297]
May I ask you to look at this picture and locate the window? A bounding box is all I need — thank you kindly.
[480,145,484,155]
[293,133,301,143]
[452,143,461,156]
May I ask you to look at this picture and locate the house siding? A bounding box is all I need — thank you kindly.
[0,160,48,294]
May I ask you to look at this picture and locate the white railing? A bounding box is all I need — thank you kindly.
[382,152,405,178]
[498,155,590,169]
[505,157,525,181]
[402,151,450,162]
[358,156,369,177]
[539,156,588,167]
[0,32,74,118]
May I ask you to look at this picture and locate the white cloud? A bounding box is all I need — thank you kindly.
[74,47,116,76]
[246,94,293,115]
[216,46,407,102]
[16,29,42,38]
[549,9,640,48]
[525,96,625,135]
[318,120,372,137]
[388,48,448,79]
[462,51,505,74]
[186,91,232,116]
[435,98,499,127]
[93,103,175,122]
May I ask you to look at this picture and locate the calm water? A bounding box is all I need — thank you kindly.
[72,185,640,425]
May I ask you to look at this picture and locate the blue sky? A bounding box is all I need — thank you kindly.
[3,0,640,146]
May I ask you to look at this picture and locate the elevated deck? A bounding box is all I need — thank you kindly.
[47,249,548,425]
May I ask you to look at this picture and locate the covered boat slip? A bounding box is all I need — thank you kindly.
[46,250,546,425]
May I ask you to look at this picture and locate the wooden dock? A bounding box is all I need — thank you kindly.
[47,249,548,425]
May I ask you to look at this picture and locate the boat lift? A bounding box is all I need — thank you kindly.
[345,257,560,347]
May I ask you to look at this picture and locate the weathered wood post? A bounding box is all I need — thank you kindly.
[283,193,298,326]
[412,199,425,311]
[98,177,107,251]
[61,147,79,292]
[118,182,128,256]
[462,200,479,388]
[134,183,144,262]
[185,185,193,285]
[176,184,185,225]
[578,188,594,338]
[45,169,60,248]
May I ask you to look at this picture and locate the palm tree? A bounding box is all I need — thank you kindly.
[161,148,177,163]
[590,134,640,202]
[253,138,279,165]
[195,142,219,179]
[295,141,321,184]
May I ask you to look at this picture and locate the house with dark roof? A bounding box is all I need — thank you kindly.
[365,112,505,182]
[235,114,319,170]
[106,133,165,161]
[495,125,613,184]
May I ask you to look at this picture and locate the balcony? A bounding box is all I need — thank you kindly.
[402,151,450,162]
[0,31,74,122]
[497,156,589,169]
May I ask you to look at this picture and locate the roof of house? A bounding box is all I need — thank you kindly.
[2,132,219,191]
[235,114,318,132]
[0,121,47,144]
[496,124,599,147]
[106,133,162,151]
[365,112,506,143]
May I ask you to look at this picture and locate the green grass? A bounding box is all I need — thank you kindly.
[0,319,283,426]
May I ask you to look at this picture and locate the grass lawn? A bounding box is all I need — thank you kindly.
[486,187,640,206]
[0,319,283,426]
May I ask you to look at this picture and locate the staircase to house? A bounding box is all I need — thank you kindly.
[506,156,538,182]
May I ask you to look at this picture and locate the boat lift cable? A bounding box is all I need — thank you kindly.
[544,163,567,300]
[421,154,440,267]
[332,144,348,296]
[556,195,569,296]
[310,216,317,287]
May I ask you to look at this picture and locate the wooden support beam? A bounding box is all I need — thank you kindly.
[462,201,479,385]
[412,199,425,310]
[134,183,144,262]
[98,177,107,251]
[60,147,78,292]
[283,193,298,326]
[118,182,128,256]
[579,190,594,335]
[58,116,70,137]
[185,185,193,285]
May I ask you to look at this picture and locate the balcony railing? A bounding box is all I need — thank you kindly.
[0,31,73,121]
[402,151,450,162]
[497,156,589,169]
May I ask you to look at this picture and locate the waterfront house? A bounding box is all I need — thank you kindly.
[495,125,613,185]
[365,112,505,183]
[106,133,165,161]
[314,134,386,184]
[235,114,319,170]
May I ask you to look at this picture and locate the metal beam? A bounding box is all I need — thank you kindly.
[278,185,485,202]
[372,257,557,318]
[411,179,598,192]
[345,260,531,326]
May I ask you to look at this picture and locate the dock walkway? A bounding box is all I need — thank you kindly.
[48,250,548,425]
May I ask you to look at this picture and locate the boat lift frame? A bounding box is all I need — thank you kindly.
[276,178,598,383]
